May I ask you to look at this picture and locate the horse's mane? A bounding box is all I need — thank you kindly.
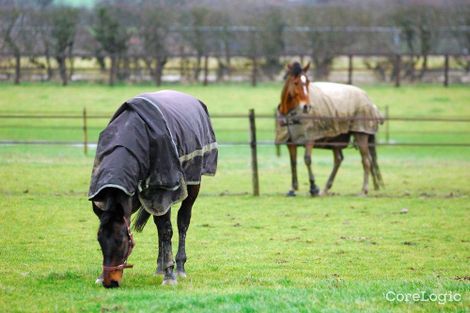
[279,62,303,115]
[279,82,292,115]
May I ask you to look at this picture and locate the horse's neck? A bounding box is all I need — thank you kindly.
[279,87,298,115]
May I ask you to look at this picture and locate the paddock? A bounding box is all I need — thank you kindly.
[0,84,468,312]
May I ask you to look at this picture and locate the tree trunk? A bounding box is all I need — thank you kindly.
[154,57,167,86]
[121,56,130,81]
[203,55,209,86]
[224,40,232,79]
[313,56,333,80]
[194,54,202,82]
[45,52,53,81]
[97,53,106,72]
[67,45,74,81]
[109,54,116,86]
[419,55,428,80]
[56,55,68,86]
[251,56,257,87]
[14,52,20,85]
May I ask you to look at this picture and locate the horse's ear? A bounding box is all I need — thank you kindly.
[303,62,310,73]
[287,63,292,71]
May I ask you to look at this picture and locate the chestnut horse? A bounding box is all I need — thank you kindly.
[278,62,384,196]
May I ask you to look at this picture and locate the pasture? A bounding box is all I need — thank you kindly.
[0,83,469,312]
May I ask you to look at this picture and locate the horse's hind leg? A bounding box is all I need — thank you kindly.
[304,143,320,196]
[154,210,176,285]
[321,148,343,195]
[355,133,371,195]
[175,184,200,278]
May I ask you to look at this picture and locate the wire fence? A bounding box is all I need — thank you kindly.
[1,109,469,195]
[1,109,469,148]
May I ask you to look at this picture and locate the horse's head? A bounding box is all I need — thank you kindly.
[93,189,134,288]
[279,62,311,115]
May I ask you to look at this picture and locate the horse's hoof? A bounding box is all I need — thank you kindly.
[358,191,368,197]
[95,276,104,285]
[310,187,320,197]
[176,271,187,278]
[286,190,296,197]
[162,278,177,286]
[319,190,329,196]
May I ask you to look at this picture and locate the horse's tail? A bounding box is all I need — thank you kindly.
[369,134,385,189]
[133,208,151,232]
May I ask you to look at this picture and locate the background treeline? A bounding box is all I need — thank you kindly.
[0,0,469,85]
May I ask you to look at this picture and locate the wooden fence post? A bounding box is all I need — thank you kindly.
[444,54,449,87]
[82,107,88,155]
[347,54,353,85]
[249,109,260,196]
[274,109,280,157]
[385,105,390,144]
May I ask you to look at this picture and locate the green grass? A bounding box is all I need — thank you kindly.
[0,83,469,312]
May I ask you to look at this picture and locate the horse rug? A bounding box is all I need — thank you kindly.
[88,90,218,216]
[276,82,383,144]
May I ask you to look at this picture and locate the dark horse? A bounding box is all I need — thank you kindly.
[89,91,218,288]
[277,62,384,196]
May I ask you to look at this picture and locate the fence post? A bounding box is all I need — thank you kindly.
[274,109,280,157]
[83,107,88,155]
[385,105,390,144]
[444,54,449,87]
[347,54,353,85]
[249,109,260,196]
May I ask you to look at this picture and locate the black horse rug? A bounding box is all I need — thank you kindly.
[88,90,218,215]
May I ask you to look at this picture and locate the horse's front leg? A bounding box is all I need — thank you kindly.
[304,143,320,196]
[156,236,163,275]
[154,210,176,285]
[175,184,200,278]
[287,144,298,196]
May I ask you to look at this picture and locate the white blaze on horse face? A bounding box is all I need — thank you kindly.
[299,75,309,106]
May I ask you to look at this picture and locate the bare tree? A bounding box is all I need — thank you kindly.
[181,5,212,82]
[0,7,25,84]
[140,4,172,86]
[389,4,443,80]
[295,6,357,80]
[448,3,470,72]
[48,6,79,86]
[207,9,233,82]
[90,5,130,85]
[257,6,285,80]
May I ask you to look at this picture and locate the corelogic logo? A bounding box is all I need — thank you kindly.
[385,290,462,305]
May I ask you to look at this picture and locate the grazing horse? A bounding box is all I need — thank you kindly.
[276,62,384,196]
[89,90,218,288]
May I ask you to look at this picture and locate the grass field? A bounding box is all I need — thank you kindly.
[0,83,469,312]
